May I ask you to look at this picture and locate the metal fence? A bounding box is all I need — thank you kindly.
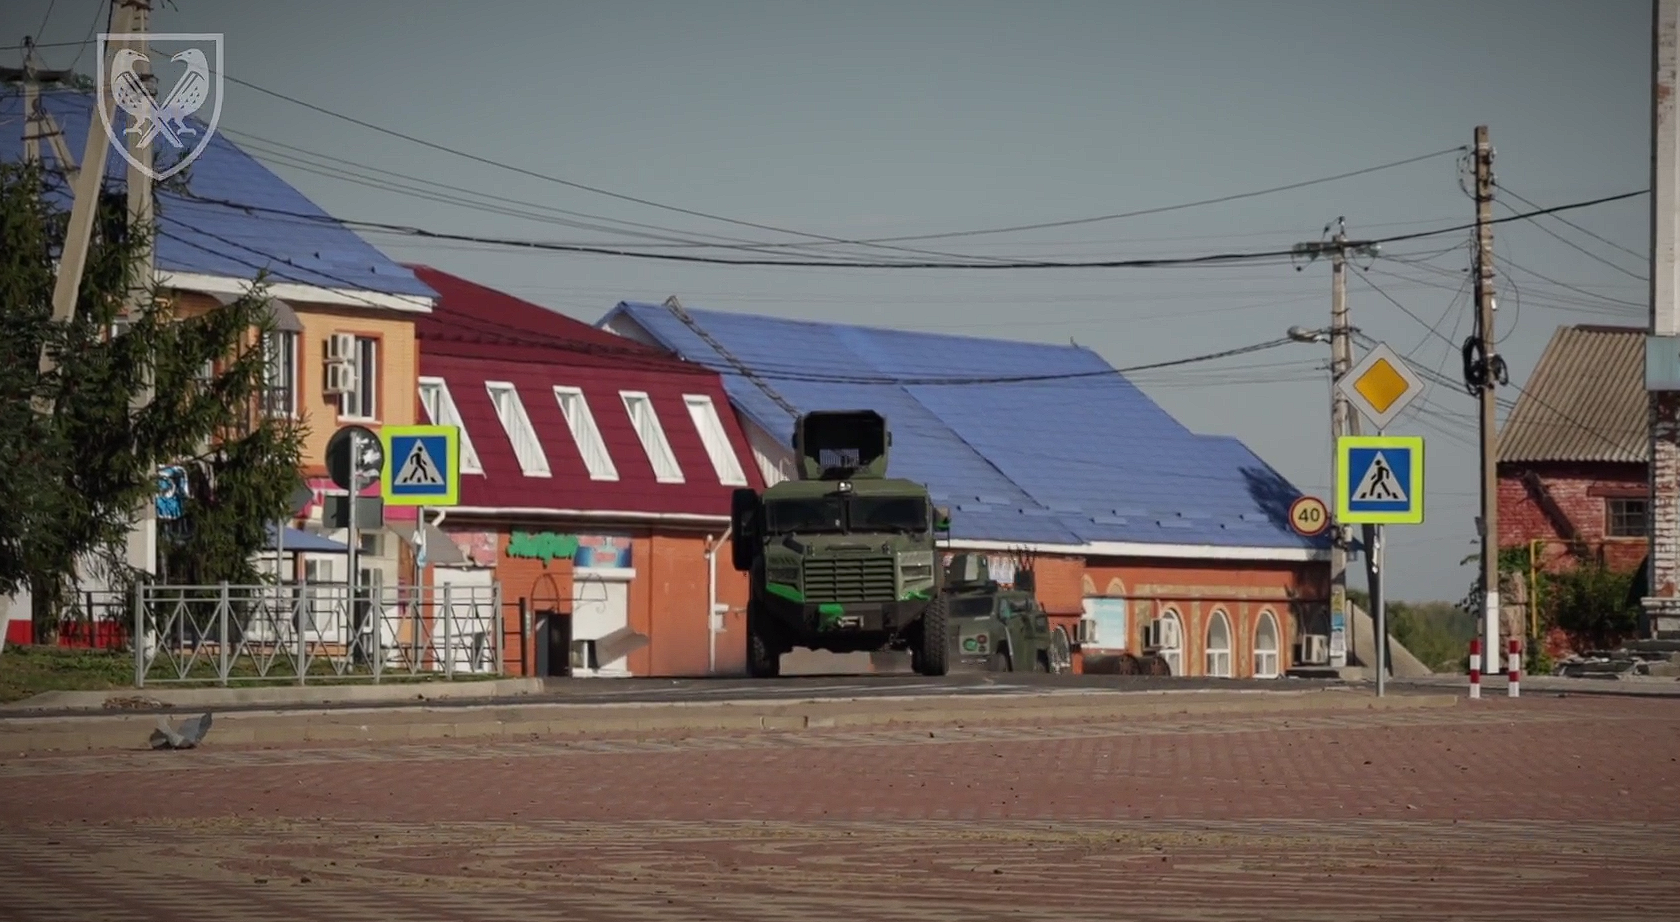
[134,581,504,686]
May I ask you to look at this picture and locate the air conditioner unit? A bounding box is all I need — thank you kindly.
[1298,633,1329,665]
[326,333,357,362]
[324,360,357,395]
[1075,618,1098,646]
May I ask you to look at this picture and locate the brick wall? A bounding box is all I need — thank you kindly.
[473,525,747,678]
[1079,558,1323,679]
[1497,461,1647,573]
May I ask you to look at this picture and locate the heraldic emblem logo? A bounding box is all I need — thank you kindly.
[96,32,224,181]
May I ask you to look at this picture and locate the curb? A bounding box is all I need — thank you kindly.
[0,677,547,713]
[0,689,1461,754]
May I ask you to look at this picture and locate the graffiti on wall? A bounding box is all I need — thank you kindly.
[574,534,633,569]
[506,532,579,566]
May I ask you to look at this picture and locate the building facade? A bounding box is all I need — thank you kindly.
[1497,324,1650,577]
[601,300,1333,678]
[1,90,437,640]
[409,267,762,677]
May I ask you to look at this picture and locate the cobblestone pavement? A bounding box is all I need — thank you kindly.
[2,695,1678,920]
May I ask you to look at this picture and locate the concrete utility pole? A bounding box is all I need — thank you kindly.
[0,38,75,166]
[1645,0,1680,639]
[1471,126,1504,663]
[37,1,145,397]
[1293,222,1379,666]
[122,3,158,578]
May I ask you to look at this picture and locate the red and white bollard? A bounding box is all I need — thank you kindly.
[1507,638,1521,698]
[1468,637,1482,699]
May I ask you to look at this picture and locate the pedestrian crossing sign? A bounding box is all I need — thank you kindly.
[1335,435,1424,525]
[381,425,460,507]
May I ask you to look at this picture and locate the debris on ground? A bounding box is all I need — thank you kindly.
[150,712,213,750]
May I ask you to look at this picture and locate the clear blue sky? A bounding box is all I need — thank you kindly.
[1,0,1651,600]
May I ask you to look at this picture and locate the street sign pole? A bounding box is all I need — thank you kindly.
[347,428,361,668]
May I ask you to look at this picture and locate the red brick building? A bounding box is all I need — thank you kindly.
[1497,324,1649,577]
[408,267,764,678]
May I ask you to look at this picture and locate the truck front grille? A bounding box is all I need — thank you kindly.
[803,556,896,603]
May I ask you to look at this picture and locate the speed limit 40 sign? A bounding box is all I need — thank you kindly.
[1288,495,1330,537]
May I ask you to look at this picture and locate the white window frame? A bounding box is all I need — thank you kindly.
[417,377,483,474]
[263,329,298,418]
[1205,609,1233,678]
[1254,609,1281,679]
[338,336,379,421]
[620,390,684,484]
[682,394,748,486]
[554,386,619,481]
[1158,608,1184,677]
[485,381,550,477]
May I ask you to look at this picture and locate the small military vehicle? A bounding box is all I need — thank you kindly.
[943,553,1073,673]
[730,410,953,678]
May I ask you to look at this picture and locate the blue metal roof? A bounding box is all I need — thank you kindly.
[263,524,349,554]
[0,89,434,300]
[604,302,1329,554]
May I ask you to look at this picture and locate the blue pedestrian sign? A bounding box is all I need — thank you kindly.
[1335,435,1424,525]
[381,425,460,507]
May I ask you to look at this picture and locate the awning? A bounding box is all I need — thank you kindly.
[214,292,304,333]
[391,522,468,566]
[263,524,349,554]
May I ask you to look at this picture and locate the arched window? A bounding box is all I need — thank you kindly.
[1205,609,1233,678]
[1254,610,1281,679]
[1157,608,1184,676]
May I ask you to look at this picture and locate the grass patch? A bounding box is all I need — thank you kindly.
[0,645,134,703]
[0,643,503,704]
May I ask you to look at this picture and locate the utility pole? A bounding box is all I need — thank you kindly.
[36,1,144,401]
[1293,221,1379,668]
[122,3,158,579]
[1470,125,1505,665]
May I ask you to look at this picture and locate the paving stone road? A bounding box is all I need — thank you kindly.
[2,694,1678,921]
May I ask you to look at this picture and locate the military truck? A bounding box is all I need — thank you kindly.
[730,410,953,678]
[943,553,1073,673]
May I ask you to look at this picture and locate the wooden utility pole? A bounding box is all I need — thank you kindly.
[1471,125,1504,662]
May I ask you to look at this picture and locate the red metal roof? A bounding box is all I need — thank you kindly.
[409,266,763,518]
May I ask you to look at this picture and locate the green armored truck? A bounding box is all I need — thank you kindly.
[943,553,1073,673]
[730,410,953,678]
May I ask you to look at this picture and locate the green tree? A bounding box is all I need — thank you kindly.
[0,161,304,637]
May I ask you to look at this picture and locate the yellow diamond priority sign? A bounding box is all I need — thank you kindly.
[1337,341,1425,431]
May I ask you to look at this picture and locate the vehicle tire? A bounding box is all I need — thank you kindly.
[746,608,781,678]
[915,597,950,677]
[988,648,1013,673]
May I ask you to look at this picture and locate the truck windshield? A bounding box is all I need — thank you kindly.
[765,497,845,533]
[848,496,928,532]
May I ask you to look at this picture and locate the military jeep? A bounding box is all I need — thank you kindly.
[942,553,1072,673]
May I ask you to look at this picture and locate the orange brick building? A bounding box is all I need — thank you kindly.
[408,267,764,677]
[604,302,1334,679]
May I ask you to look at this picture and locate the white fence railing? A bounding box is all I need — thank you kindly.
[133,582,504,686]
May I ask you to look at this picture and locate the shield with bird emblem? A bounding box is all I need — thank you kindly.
[96,32,224,182]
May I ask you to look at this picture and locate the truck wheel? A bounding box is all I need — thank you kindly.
[916,597,950,677]
[988,648,1013,673]
[746,610,781,678]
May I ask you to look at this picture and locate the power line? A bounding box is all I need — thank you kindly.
[173,187,1649,270]
[153,213,1304,387]
[1496,181,1647,262]
[806,147,1470,245]
[217,71,1471,255]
